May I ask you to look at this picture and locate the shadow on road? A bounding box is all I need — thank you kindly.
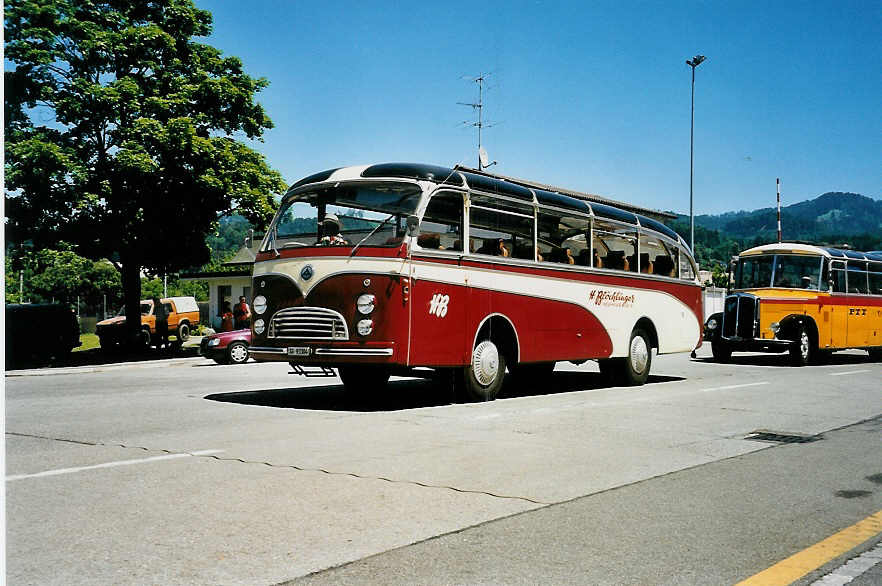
[204,371,685,412]
[5,345,201,371]
[693,351,877,368]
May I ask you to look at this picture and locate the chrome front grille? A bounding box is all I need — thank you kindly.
[721,293,759,340]
[269,307,349,340]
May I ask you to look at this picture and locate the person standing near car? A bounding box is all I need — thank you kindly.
[233,296,251,330]
[152,296,169,349]
[220,302,234,332]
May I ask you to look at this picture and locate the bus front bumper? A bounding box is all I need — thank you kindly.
[249,343,396,363]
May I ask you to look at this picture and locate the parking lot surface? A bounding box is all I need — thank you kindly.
[5,347,881,584]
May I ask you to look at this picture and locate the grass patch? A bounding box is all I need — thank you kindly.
[74,333,101,352]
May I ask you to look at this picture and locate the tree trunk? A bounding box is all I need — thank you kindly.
[120,254,143,349]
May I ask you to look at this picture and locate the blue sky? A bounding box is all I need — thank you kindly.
[201,0,880,215]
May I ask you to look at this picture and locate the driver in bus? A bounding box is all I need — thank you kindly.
[318,213,349,246]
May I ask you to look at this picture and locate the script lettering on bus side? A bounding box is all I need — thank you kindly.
[588,289,635,308]
[429,293,450,318]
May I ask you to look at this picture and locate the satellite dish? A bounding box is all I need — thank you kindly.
[479,147,490,168]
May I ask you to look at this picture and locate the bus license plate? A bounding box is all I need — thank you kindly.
[287,346,311,356]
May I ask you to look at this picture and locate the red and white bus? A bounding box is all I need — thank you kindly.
[249,163,703,400]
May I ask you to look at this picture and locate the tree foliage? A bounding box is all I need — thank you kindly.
[4,0,286,340]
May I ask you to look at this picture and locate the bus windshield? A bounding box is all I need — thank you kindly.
[735,254,822,290]
[265,183,423,251]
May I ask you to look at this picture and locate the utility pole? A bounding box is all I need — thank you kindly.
[686,54,706,253]
[777,178,782,243]
[458,73,496,170]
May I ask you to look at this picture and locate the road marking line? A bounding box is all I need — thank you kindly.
[702,381,770,392]
[828,370,870,377]
[736,510,882,586]
[811,542,882,585]
[5,449,223,481]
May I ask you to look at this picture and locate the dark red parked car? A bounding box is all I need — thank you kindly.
[200,329,251,364]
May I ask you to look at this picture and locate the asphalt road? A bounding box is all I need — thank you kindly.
[5,347,881,585]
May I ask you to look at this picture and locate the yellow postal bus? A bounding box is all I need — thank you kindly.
[704,243,882,365]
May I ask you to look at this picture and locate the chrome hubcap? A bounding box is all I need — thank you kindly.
[630,335,649,374]
[230,345,248,362]
[800,331,809,358]
[472,340,500,386]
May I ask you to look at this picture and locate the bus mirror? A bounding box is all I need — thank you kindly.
[405,214,420,237]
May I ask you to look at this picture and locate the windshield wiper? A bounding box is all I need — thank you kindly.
[350,215,394,257]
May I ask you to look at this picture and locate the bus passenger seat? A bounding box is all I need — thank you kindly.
[653,255,675,277]
[417,233,441,249]
[605,250,626,270]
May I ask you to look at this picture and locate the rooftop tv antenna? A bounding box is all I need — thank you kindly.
[458,73,497,170]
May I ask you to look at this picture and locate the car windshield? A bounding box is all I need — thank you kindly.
[117,303,153,316]
[264,182,423,251]
[735,254,822,290]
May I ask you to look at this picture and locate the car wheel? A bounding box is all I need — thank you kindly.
[227,341,249,365]
[611,327,652,386]
[177,322,190,342]
[789,325,815,366]
[711,340,732,363]
[456,338,506,401]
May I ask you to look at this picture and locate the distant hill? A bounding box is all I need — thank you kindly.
[685,192,882,241]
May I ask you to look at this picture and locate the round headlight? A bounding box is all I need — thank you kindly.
[706,318,718,330]
[357,319,373,336]
[356,294,376,315]
[253,295,267,315]
[770,321,780,334]
[253,319,265,335]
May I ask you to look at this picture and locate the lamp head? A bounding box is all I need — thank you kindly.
[687,55,706,68]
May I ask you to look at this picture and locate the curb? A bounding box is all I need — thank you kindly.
[6,348,204,377]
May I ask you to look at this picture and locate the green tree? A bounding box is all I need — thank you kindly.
[5,0,286,344]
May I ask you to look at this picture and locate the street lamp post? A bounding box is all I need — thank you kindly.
[686,54,706,254]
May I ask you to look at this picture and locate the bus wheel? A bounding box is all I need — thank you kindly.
[338,366,390,394]
[458,339,506,402]
[789,326,815,366]
[613,327,653,386]
[867,348,882,362]
[711,341,732,363]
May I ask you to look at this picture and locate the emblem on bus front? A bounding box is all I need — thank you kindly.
[300,265,314,281]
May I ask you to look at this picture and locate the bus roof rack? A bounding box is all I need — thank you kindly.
[454,165,677,222]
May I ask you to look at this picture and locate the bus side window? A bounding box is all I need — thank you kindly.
[421,191,463,251]
[870,263,882,295]
[847,262,868,294]
[831,261,847,293]
[593,219,636,272]
[469,193,535,261]
[537,208,589,266]
[638,233,672,275]
[679,252,696,281]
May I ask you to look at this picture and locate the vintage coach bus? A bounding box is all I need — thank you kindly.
[704,243,882,365]
[248,163,703,400]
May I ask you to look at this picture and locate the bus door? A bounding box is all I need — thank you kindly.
[829,260,848,348]
[407,191,468,367]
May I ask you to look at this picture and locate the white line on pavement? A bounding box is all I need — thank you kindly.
[828,370,871,377]
[5,449,224,481]
[701,381,770,392]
